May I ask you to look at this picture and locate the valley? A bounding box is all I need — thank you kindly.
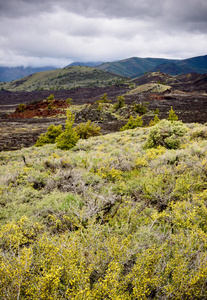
[0,71,207,151]
[0,64,207,299]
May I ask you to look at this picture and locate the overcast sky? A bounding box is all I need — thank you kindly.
[0,0,207,67]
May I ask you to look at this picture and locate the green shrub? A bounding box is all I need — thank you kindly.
[96,93,111,104]
[144,119,187,149]
[168,106,178,121]
[154,108,160,115]
[113,96,125,111]
[120,115,143,131]
[17,103,26,112]
[47,102,53,109]
[75,120,101,139]
[56,110,79,150]
[97,103,103,111]
[47,94,55,101]
[66,98,73,105]
[35,124,62,147]
[133,101,149,114]
[148,114,160,127]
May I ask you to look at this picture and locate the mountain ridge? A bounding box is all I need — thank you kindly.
[1,54,207,83]
[96,54,207,78]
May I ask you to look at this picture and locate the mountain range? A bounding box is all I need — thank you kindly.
[0,54,207,83]
[96,54,207,78]
[0,66,56,82]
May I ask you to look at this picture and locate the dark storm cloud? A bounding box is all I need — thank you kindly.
[0,0,51,18]
[1,0,207,22]
[0,0,206,67]
[1,0,207,34]
[0,0,161,18]
[0,0,207,22]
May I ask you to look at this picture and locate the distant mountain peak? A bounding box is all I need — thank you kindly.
[66,61,104,68]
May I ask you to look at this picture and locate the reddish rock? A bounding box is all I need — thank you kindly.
[7,99,70,119]
[149,94,165,101]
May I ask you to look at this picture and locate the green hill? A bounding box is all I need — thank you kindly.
[97,57,177,77]
[1,66,126,91]
[97,55,207,78]
[0,119,207,298]
[153,55,207,75]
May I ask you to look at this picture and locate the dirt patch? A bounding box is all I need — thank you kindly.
[0,118,65,151]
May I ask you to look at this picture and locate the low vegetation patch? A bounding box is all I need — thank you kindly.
[0,117,207,298]
[35,110,101,149]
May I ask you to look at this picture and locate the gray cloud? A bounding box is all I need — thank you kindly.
[0,0,206,67]
[0,0,162,18]
[2,0,207,21]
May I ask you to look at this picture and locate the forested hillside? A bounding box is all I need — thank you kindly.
[97,54,207,77]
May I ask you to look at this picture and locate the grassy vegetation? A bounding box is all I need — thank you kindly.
[127,83,171,94]
[1,66,126,91]
[0,118,207,298]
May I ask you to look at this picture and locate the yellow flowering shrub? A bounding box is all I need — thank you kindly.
[96,165,123,182]
[135,146,165,167]
[0,219,207,299]
[0,121,207,299]
[0,216,43,252]
[0,247,33,299]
